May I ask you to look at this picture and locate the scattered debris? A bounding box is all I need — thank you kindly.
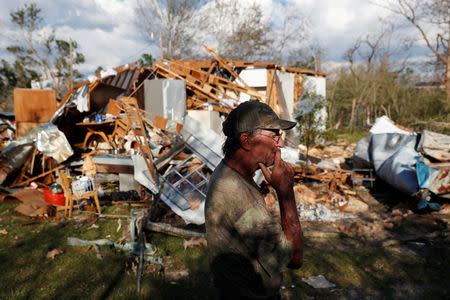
[302,275,336,288]
[46,249,64,259]
[67,237,157,256]
[116,218,122,232]
[353,115,449,210]
[144,220,205,239]
[0,229,7,235]
[183,237,207,250]
[1,189,56,217]
[298,203,355,222]
[92,244,104,260]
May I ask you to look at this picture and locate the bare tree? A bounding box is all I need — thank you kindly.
[345,22,410,73]
[133,0,313,63]
[198,0,272,60]
[220,2,272,60]
[335,24,414,128]
[375,0,449,102]
[134,0,205,59]
[268,1,311,65]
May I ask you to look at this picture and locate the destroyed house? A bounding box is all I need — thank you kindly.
[0,55,327,224]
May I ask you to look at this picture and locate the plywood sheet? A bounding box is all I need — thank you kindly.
[14,89,56,122]
[16,122,44,137]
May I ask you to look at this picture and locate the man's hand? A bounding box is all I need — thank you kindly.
[258,149,294,195]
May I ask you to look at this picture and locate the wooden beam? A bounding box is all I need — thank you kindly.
[12,164,66,187]
[144,221,205,239]
[154,62,234,110]
[203,46,266,101]
[95,164,134,174]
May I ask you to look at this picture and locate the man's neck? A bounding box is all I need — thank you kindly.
[225,150,257,180]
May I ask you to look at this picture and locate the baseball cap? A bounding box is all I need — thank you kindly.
[222,101,296,136]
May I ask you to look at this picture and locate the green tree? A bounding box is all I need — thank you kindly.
[94,66,104,75]
[295,92,327,154]
[293,56,316,70]
[0,60,18,111]
[7,3,85,98]
[138,53,154,66]
[0,57,40,111]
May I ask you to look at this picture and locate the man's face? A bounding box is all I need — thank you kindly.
[249,129,284,166]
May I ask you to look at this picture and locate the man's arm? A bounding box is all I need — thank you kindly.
[276,186,303,268]
[259,150,303,268]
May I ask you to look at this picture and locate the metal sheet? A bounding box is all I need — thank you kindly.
[102,67,140,91]
[355,133,420,196]
[418,130,450,161]
[428,165,450,198]
[181,116,223,170]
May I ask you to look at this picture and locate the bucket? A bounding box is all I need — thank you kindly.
[43,188,66,206]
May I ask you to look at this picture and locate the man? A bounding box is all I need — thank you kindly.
[205,101,303,300]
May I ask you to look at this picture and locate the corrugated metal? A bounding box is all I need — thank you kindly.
[102,68,140,91]
[429,167,450,198]
[419,130,450,161]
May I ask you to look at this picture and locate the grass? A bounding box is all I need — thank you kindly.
[0,203,214,299]
[283,241,449,299]
[0,201,449,299]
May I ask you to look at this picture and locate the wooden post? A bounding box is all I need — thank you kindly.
[159,30,164,61]
[69,39,73,91]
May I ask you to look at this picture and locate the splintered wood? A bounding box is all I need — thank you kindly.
[294,164,351,186]
[151,48,326,114]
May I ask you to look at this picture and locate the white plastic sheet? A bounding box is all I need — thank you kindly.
[36,124,74,163]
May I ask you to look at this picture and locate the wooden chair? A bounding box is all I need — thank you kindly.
[58,171,101,218]
[82,128,112,149]
[109,117,131,149]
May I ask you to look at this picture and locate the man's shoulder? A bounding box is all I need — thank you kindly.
[208,161,243,191]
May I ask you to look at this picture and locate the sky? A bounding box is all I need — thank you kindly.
[0,0,434,78]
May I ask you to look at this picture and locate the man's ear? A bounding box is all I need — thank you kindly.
[239,133,252,151]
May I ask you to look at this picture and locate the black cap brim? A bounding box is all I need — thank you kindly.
[262,118,296,131]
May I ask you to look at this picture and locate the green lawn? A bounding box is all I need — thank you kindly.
[0,201,448,299]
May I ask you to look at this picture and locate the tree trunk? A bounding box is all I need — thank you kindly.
[446,44,449,104]
[349,98,356,130]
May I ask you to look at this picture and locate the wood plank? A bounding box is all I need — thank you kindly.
[154,62,233,110]
[12,164,66,187]
[14,89,56,122]
[95,164,134,174]
[166,60,241,103]
[121,97,157,181]
[203,47,266,101]
[144,221,205,239]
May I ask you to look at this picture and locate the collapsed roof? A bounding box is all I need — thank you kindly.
[1,52,327,223]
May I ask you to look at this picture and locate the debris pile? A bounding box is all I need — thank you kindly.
[0,49,329,224]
